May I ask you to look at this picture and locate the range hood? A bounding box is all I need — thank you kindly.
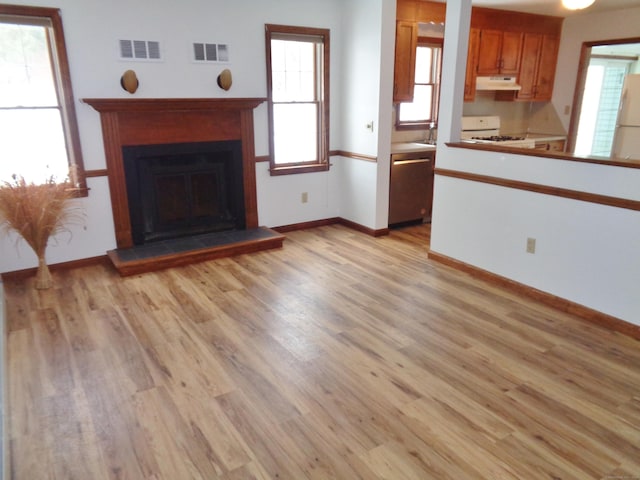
[476,76,522,91]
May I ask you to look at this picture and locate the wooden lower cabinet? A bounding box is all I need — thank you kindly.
[534,139,566,152]
[547,139,566,152]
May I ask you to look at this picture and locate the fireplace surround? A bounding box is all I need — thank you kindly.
[83,98,265,249]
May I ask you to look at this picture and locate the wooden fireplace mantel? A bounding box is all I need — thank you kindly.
[83,97,266,249]
[83,97,266,113]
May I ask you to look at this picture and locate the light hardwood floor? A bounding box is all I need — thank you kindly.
[4,224,640,479]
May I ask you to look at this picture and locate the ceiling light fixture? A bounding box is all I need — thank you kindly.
[562,0,595,10]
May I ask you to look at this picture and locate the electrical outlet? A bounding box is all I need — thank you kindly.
[301,192,308,203]
[526,237,536,254]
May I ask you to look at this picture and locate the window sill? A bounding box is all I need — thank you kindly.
[269,163,330,176]
[396,122,431,131]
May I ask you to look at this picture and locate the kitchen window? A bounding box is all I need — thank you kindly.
[396,38,442,129]
[265,24,330,175]
[0,5,85,190]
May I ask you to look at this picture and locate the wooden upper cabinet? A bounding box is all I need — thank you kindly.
[533,35,559,101]
[397,0,417,21]
[500,32,524,74]
[393,20,418,102]
[465,28,480,102]
[393,0,445,102]
[515,33,559,101]
[417,1,446,23]
[476,29,523,75]
[476,30,502,75]
[392,1,563,103]
[517,33,541,100]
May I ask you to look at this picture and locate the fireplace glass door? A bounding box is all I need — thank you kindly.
[123,140,244,245]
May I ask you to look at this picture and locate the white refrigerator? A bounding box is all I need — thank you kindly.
[612,73,640,160]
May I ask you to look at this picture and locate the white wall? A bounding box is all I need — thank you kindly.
[553,5,640,131]
[373,0,397,231]
[432,2,640,325]
[431,152,640,324]
[336,0,393,230]
[1,0,387,273]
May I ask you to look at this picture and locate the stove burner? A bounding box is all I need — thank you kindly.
[472,135,526,141]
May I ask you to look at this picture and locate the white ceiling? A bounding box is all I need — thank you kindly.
[469,0,640,17]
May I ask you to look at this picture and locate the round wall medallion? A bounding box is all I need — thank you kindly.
[217,69,232,91]
[120,70,139,94]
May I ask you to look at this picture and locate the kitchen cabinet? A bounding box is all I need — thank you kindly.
[397,0,418,21]
[393,20,418,102]
[534,138,566,152]
[476,30,523,76]
[397,0,446,22]
[393,1,563,104]
[464,28,480,102]
[516,33,559,101]
[393,0,445,102]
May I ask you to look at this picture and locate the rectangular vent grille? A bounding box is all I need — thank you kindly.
[119,39,162,61]
[193,43,229,63]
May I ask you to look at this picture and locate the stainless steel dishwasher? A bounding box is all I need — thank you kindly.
[388,149,435,226]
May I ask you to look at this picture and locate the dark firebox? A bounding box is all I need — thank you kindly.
[122,140,244,245]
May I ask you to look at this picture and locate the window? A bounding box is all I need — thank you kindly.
[265,24,329,175]
[396,38,442,129]
[0,5,85,189]
[575,53,633,157]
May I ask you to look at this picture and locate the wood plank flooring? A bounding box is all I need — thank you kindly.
[4,224,640,479]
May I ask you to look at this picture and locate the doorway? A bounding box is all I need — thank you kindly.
[568,38,640,156]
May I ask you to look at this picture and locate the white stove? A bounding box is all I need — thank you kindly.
[461,116,535,148]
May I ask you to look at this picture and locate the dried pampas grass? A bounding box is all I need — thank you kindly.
[0,175,83,289]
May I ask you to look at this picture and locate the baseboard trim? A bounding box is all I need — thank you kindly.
[428,250,640,341]
[272,218,341,233]
[338,218,389,237]
[272,217,389,237]
[1,218,390,279]
[1,255,110,281]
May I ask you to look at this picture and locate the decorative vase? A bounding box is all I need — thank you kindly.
[35,254,53,290]
[0,175,82,291]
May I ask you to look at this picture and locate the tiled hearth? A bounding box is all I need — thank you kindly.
[107,227,284,276]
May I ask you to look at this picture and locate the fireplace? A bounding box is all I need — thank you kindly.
[83,98,284,276]
[83,98,265,249]
[123,140,245,245]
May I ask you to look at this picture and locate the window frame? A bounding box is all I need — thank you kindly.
[0,4,86,193]
[265,24,330,176]
[395,36,443,131]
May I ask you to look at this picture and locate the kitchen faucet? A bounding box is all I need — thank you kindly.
[426,122,436,144]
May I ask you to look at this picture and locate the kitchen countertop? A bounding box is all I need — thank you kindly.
[391,135,566,154]
[391,142,437,154]
[446,141,640,169]
[520,133,567,142]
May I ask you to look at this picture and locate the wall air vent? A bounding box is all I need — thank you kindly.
[119,39,162,61]
[192,42,229,63]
